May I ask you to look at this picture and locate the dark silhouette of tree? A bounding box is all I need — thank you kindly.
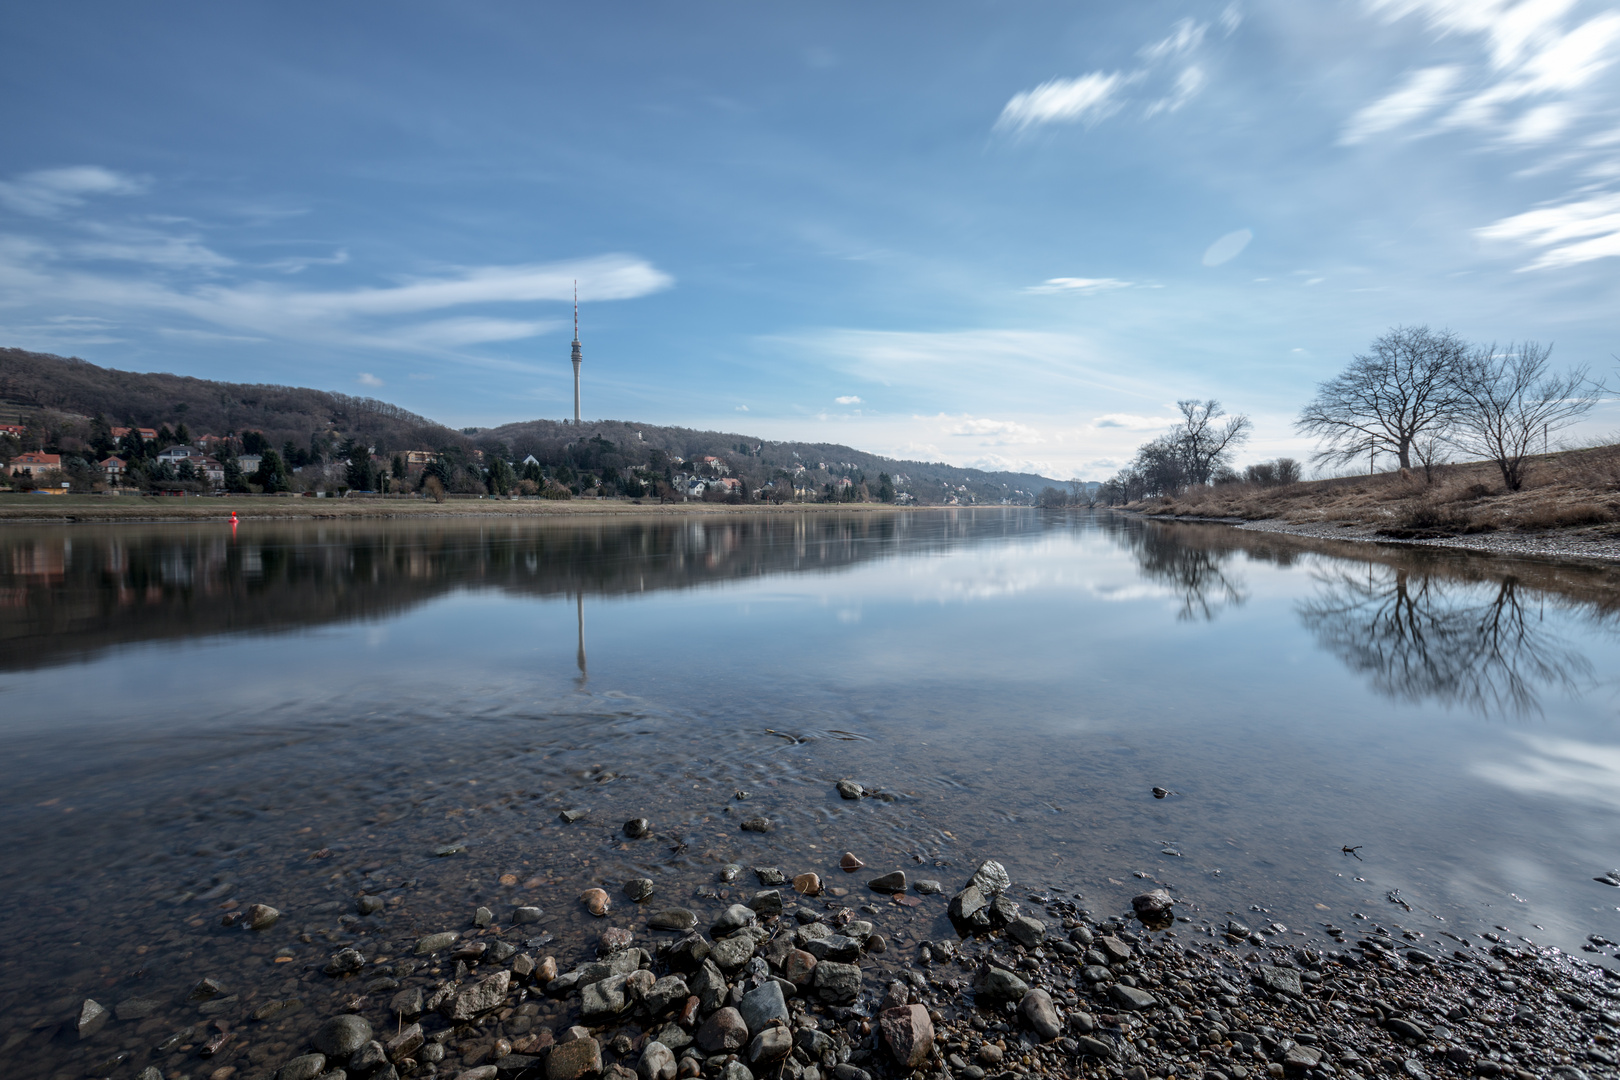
[1449,341,1601,491]
[1297,325,1467,470]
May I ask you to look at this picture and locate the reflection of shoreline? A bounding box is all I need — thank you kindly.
[0,511,1045,672]
[1121,517,1618,718]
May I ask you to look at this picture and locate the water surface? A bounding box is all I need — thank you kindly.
[2,510,1618,1074]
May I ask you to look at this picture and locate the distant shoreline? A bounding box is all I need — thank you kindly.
[0,494,952,526]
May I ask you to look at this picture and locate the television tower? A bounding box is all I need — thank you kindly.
[570,281,582,424]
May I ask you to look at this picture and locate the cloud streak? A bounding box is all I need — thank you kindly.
[0,166,147,217]
[1025,277,1133,294]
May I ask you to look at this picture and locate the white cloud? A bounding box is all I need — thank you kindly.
[0,166,147,217]
[996,73,1123,132]
[940,415,1044,443]
[1475,189,1620,268]
[1025,276,1132,294]
[266,248,351,274]
[834,395,862,404]
[1339,65,1463,144]
[1202,228,1253,266]
[1145,65,1207,117]
[357,372,384,387]
[1503,101,1574,145]
[1091,413,1177,430]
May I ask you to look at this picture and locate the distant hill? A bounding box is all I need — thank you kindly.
[0,347,1064,502]
[0,347,467,456]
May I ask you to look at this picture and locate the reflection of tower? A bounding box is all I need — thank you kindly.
[575,592,587,687]
[571,281,582,424]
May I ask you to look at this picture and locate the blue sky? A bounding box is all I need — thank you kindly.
[2,1,1618,479]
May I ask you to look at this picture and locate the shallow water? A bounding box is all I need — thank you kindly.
[2,509,1619,1076]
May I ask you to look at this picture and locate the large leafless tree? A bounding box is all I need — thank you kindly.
[1448,341,1600,491]
[1296,325,1467,470]
[1171,399,1251,486]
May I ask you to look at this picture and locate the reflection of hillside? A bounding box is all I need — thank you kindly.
[0,511,1044,670]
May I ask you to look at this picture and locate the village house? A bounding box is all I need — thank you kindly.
[155,445,205,465]
[8,451,62,478]
[99,456,128,483]
[237,454,262,476]
[0,423,26,438]
[110,426,159,442]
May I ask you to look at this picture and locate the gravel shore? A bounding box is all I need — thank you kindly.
[1170,517,1620,564]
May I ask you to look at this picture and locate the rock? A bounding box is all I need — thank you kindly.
[350,1039,387,1073]
[664,933,710,972]
[1019,988,1063,1042]
[753,866,786,885]
[1405,949,1436,965]
[880,1004,935,1069]
[1131,890,1173,918]
[1066,1010,1095,1035]
[989,894,1020,925]
[783,948,818,987]
[624,817,651,838]
[471,905,494,927]
[914,879,942,895]
[709,932,758,971]
[793,872,822,895]
[648,907,697,931]
[277,1055,328,1080]
[1098,935,1133,962]
[1285,1045,1323,1071]
[389,987,424,1018]
[813,961,862,1003]
[357,895,385,915]
[313,1014,374,1057]
[457,1068,500,1080]
[190,977,227,1000]
[1254,965,1303,999]
[1075,1036,1118,1061]
[324,947,365,975]
[837,780,864,799]
[547,1036,602,1080]
[643,975,690,1014]
[970,859,1011,896]
[950,885,990,928]
[444,971,512,1022]
[246,903,281,930]
[416,931,460,954]
[1007,915,1046,948]
[77,998,109,1038]
[696,1007,749,1053]
[580,975,630,1023]
[839,852,863,872]
[749,889,783,916]
[979,967,1029,1005]
[690,960,729,1012]
[621,877,655,903]
[868,870,907,893]
[1386,1018,1429,1042]
[386,1023,424,1061]
[805,935,861,963]
[115,996,162,1021]
[558,808,589,823]
[979,1044,1005,1065]
[580,888,611,916]
[720,1063,755,1080]
[740,816,771,832]
[513,905,544,924]
[749,1026,793,1064]
[1109,984,1158,1011]
[639,1041,676,1080]
[712,903,757,936]
[739,981,790,1034]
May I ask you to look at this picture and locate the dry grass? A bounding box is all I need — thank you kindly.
[1135,443,1620,539]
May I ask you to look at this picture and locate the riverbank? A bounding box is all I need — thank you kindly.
[0,494,927,526]
[20,834,1616,1080]
[1127,444,1620,563]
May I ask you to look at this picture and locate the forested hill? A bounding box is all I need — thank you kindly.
[476,418,1061,503]
[0,347,466,455]
[0,348,1062,502]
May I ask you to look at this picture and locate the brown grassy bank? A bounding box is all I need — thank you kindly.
[0,493,930,525]
[1131,443,1620,542]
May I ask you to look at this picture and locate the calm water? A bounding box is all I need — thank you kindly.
[2,509,1619,1075]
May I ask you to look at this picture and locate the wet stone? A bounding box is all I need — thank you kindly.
[880,1004,935,1069]
[839,852,863,872]
[416,931,460,954]
[276,1055,328,1080]
[696,1006,749,1053]
[624,817,651,838]
[640,1040,677,1080]
[547,1035,602,1080]
[749,888,783,916]
[312,1013,374,1057]
[648,907,697,932]
[836,780,865,800]
[709,933,758,971]
[324,947,365,975]
[357,895,385,915]
[740,816,772,832]
[748,1026,793,1065]
[581,888,611,916]
[753,866,785,885]
[1019,987,1063,1042]
[980,966,1029,1005]
[711,903,757,936]
[739,981,790,1035]
[513,904,545,924]
[970,859,1011,896]
[867,870,907,893]
[77,998,109,1038]
[623,878,655,902]
[914,879,942,894]
[1110,983,1158,1011]
[1254,965,1303,999]
[1007,914,1046,947]
[558,808,589,823]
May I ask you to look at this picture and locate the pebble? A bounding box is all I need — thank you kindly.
[839,852,864,872]
[793,872,822,895]
[558,808,589,823]
[513,904,545,924]
[739,816,772,832]
[245,902,281,930]
[648,907,698,931]
[580,888,611,916]
[416,931,459,954]
[311,1013,372,1056]
[836,779,865,800]
[623,877,655,902]
[623,817,651,838]
[77,998,108,1038]
[867,870,907,893]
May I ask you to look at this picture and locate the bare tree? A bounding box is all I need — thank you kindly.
[1172,399,1251,486]
[1448,341,1599,491]
[1297,325,1467,470]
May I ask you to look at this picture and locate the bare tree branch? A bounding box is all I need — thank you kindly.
[1448,341,1599,491]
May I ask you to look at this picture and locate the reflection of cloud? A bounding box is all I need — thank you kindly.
[1475,737,1620,813]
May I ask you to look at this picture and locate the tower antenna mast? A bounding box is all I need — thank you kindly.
[570,280,582,425]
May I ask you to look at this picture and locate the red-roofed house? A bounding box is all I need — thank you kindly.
[9,452,61,478]
[0,423,26,438]
[100,456,128,483]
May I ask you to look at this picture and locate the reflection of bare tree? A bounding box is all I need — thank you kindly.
[1104,518,1248,620]
[1297,566,1594,718]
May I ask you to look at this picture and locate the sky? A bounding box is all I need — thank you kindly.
[2,0,1619,481]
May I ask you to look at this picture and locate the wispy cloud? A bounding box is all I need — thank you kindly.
[1202,229,1253,266]
[1092,412,1177,430]
[1340,65,1463,144]
[0,166,147,217]
[996,73,1124,132]
[940,415,1043,443]
[1475,189,1620,269]
[357,372,384,387]
[834,395,863,405]
[997,10,1239,134]
[1025,277,1133,294]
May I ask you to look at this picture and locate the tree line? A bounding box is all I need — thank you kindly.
[1091,325,1605,505]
